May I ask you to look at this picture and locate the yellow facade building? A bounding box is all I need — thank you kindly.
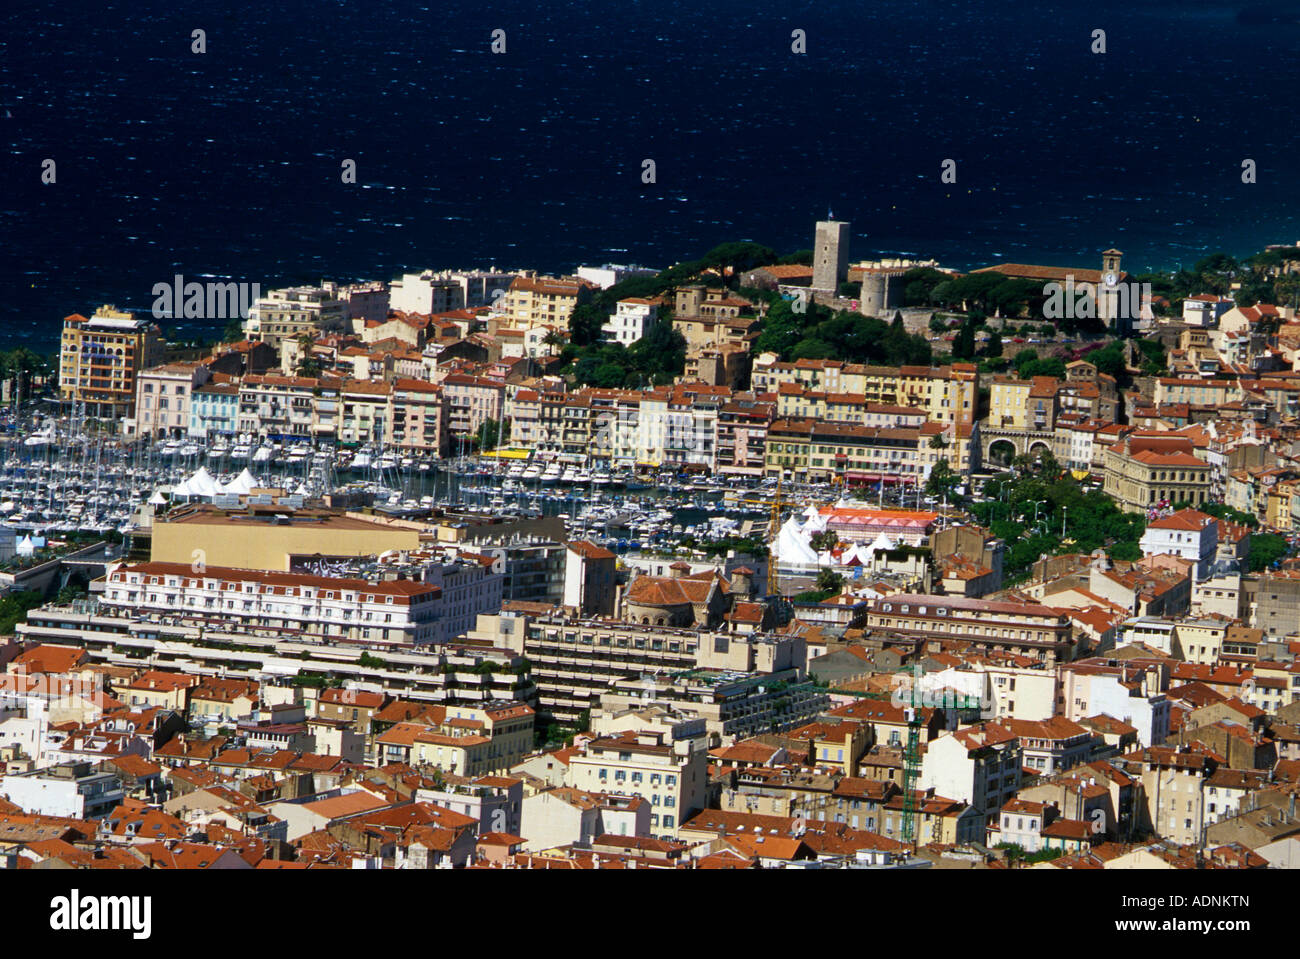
[59,306,165,418]
[150,505,422,572]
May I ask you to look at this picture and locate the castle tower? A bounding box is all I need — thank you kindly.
[812,220,850,292]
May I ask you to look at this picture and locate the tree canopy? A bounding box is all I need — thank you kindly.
[754,298,931,366]
[969,470,1146,580]
[1249,533,1290,572]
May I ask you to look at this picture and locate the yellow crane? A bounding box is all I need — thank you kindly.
[728,474,794,597]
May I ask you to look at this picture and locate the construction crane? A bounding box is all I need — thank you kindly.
[727,473,793,597]
[899,664,925,850]
[768,473,785,597]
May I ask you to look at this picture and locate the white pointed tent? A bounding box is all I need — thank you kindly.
[187,466,220,498]
[839,543,874,566]
[773,516,818,568]
[800,505,827,532]
[866,531,896,554]
[16,535,35,557]
[219,468,257,496]
[166,466,226,501]
[148,490,168,506]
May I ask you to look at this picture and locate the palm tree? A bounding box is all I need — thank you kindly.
[294,333,321,377]
[540,329,568,356]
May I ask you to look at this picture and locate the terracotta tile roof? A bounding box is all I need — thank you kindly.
[8,644,89,675]
[567,540,615,560]
[1145,508,1215,532]
[301,792,391,820]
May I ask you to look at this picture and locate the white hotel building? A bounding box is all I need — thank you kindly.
[103,562,442,648]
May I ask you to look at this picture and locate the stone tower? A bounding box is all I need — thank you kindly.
[812,220,850,292]
[1099,248,1126,334]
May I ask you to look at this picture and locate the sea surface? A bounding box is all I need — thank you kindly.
[3,0,1300,353]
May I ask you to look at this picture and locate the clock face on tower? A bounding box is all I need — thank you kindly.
[1104,272,1118,287]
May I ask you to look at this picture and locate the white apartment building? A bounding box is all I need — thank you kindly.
[576,264,657,290]
[393,269,518,313]
[930,661,1059,721]
[636,394,718,472]
[1139,509,1218,581]
[415,775,523,837]
[995,798,1050,853]
[1054,419,1105,472]
[244,286,350,348]
[566,725,708,840]
[420,551,504,644]
[1002,717,1094,776]
[237,374,324,440]
[390,271,467,315]
[103,562,443,648]
[1192,572,1244,621]
[1181,295,1232,328]
[601,298,659,345]
[0,762,125,819]
[519,787,650,852]
[918,724,1022,824]
[1059,661,1171,747]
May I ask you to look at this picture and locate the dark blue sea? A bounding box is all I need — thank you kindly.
[3,0,1300,353]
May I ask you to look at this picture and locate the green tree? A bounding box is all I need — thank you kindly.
[901,267,951,307]
[926,458,960,500]
[1194,253,1239,295]
[0,591,44,635]
[540,329,569,355]
[628,322,687,385]
[1249,533,1290,572]
[55,583,87,605]
[952,319,977,360]
[294,333,322,377]
[567,303,609,347]
[698,241,777,277]
[474,418,507,450]
[1089,342,1126,379]
[814,568,844,594]
[1275,273,1300,310]
[1135,339,1167,376]
[809,530,839,553]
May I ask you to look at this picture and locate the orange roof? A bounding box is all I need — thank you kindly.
[302,792,391,820]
